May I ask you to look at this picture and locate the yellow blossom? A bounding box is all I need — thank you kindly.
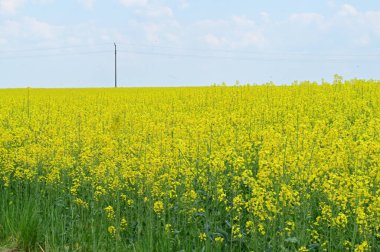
[354,241,370,252]
[104,206,115,220]
[107,226,116,236]
[214,236,224,243]
[164,224,172,233]
[120,218,128,231]
[153,201,164,215]
[199,232,207,241]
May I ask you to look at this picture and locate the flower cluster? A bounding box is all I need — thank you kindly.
[0,80,379,251]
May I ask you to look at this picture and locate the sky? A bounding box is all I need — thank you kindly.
[0,0,380,88]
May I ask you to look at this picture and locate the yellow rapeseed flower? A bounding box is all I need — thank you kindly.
[153,201,164,215]
[107,226,116,236]
[120,218,128,231]
[214,236,224,243]
[199,232,207,241]
[104,206,115,220]
[354,241,370,252]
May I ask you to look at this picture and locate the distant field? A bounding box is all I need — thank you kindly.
[0,80,379,251]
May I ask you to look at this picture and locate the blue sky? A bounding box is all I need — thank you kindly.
[0,0,380,87]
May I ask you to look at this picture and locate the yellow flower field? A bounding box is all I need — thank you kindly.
[0,79,379,251]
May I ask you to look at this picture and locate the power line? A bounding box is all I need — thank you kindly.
[0,43,111,54]
[1,42,379,62]
[0,50,112,60]
[118,49,380,62]
[2,42,379,59]
[117,41,380,58]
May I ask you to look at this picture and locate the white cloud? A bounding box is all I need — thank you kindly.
[203,31,265,49]
[78,0,94,9]
[0,16,60,46]
[238,31,265,47]
[232,16,255,27]
[0,19,21,36]
[0,20,14,44]
[119,0,173,18]
[135,5,173,18]
[143,23,160,43]
[290,13,324,24]
[332,5,380,41]
[289,12,329,32]
[204,33,227,47]
[365,11,380,35]
[165,32,180,43]
[0,0,52,14]
[260,11,269,19]
[179,0,188,9]
[338,4,358,16]
[140,19,181,44]
[285,5,380,48]
[119,0,147,8]
[355,35,370,46]
[0,0,25,13]
[196,19,227,28]
[327,0,336,8]
[26,17,56,39]
[197,16,266,49]
[31,0,53,3]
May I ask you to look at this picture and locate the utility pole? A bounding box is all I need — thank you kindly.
[114,42,117,88]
